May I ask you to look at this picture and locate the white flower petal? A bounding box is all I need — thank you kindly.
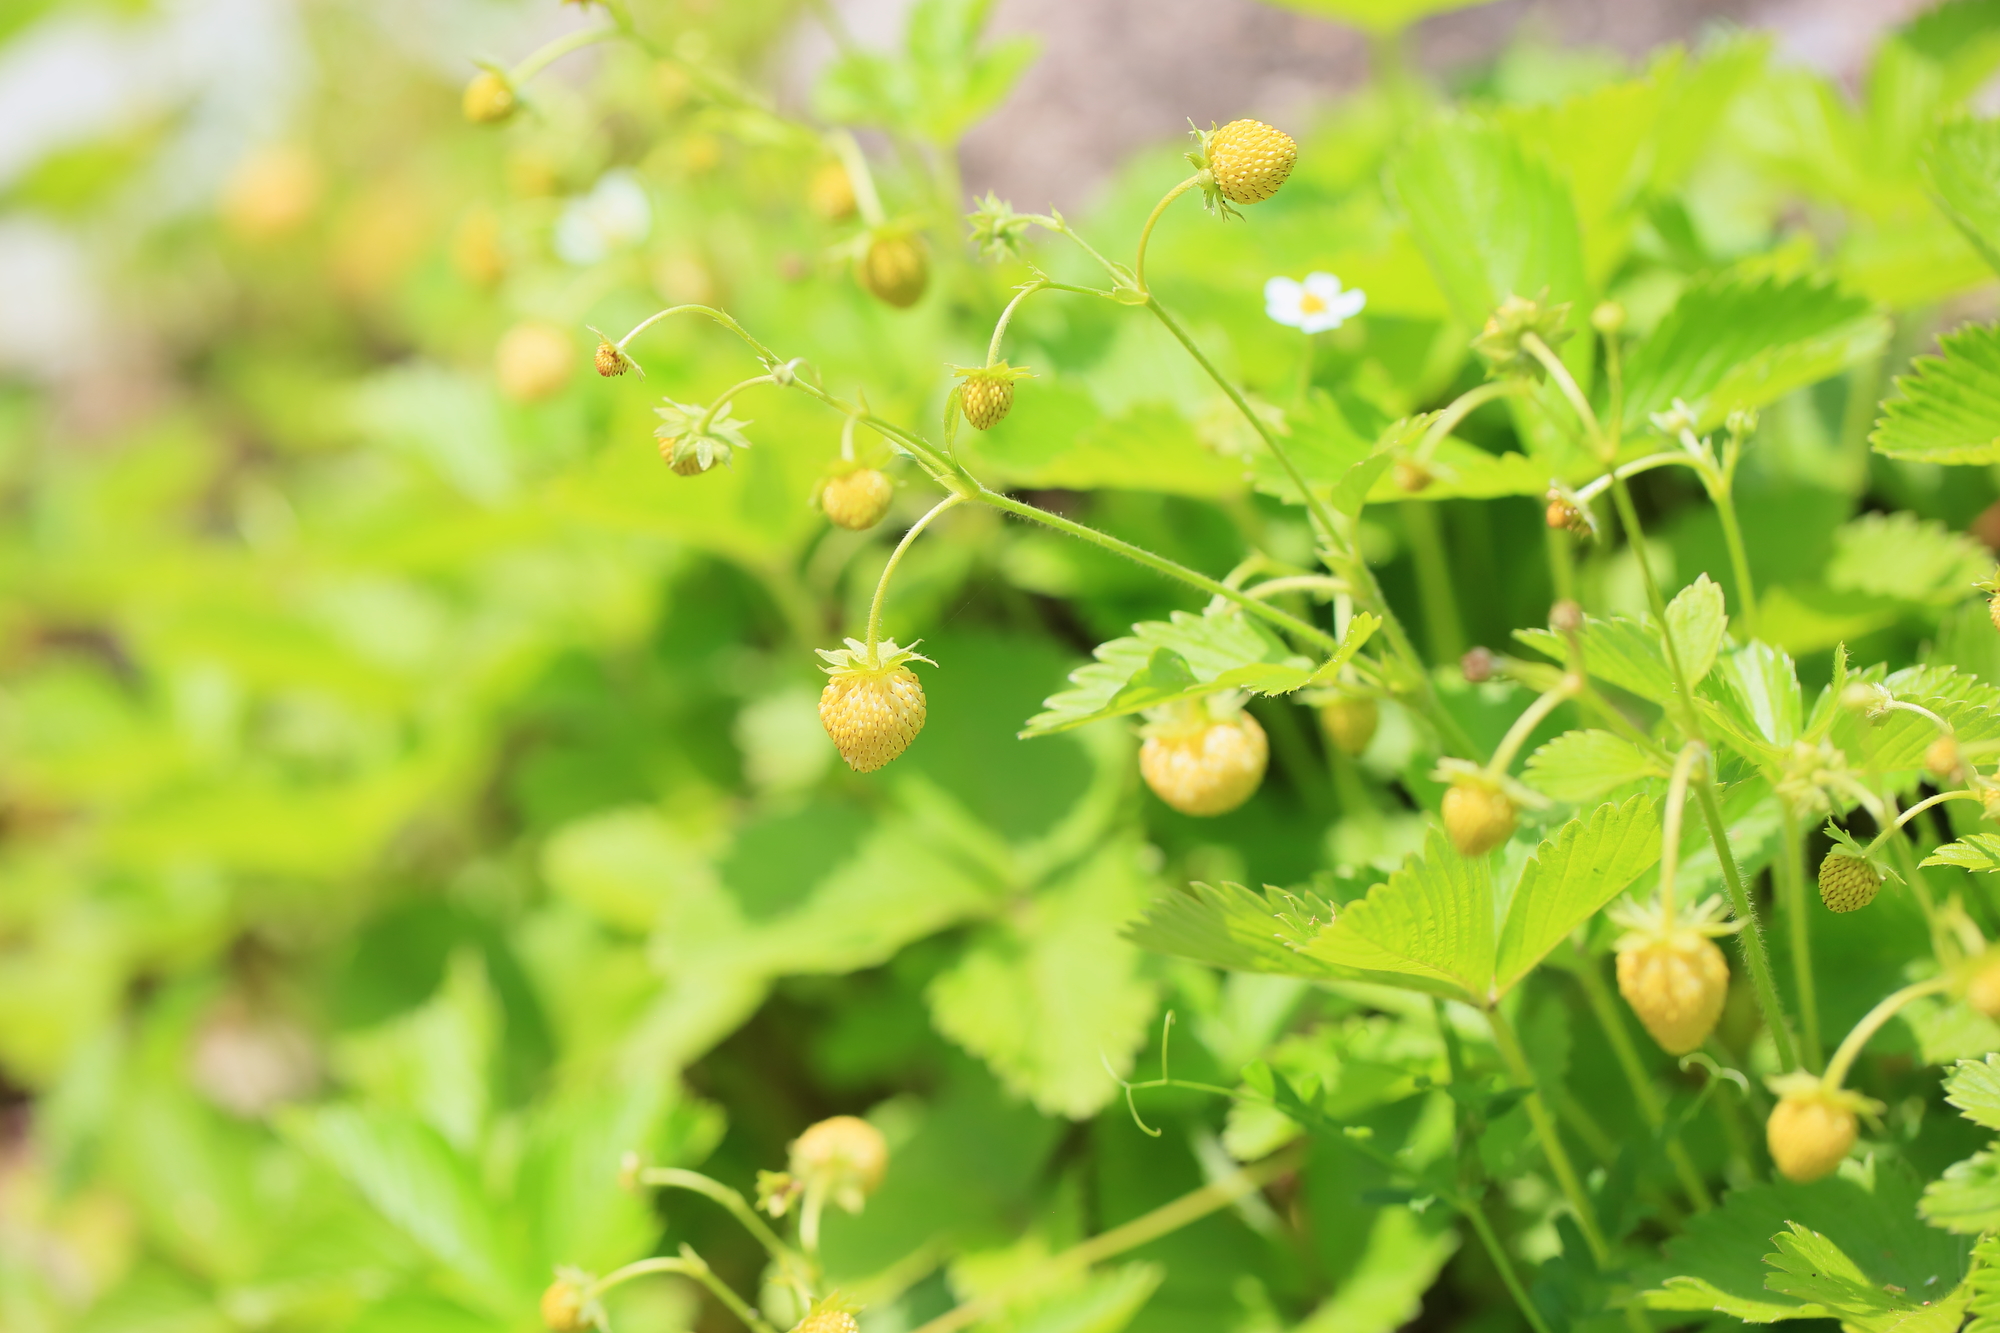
[1301,271,1345,300]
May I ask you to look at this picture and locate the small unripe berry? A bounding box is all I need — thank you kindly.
[463,70,517,124]
[1926,734,1961,780]
[1990,590,2000,632]
[1816,853,1881,913]
[1549,600,1585,634]
[1460,647,1496,683]
[541,1277,590,1331]
[819,641,931,773]
[858,232,928,308]
[1319,696,1378,757]
[960,372,1014,430]
[1203,119,1297,205]
[808,161,857,222]
[789,1115,889,1204]
[1766,1089,1857,1183]
[594,340,630,377]
[1590,301,1626,335]
[1393,459,1432,493]
[1617,935,1729,1055]
[1442,780,1515,856]
[1969,957,2000,1019]
[496,322,573,403]
[794,1311,859,1333]
[820,469,893,531]
[1140,712,1268,817]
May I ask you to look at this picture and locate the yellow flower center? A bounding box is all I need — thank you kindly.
[1298,292,1327,314]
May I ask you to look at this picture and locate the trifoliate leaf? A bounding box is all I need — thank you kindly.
[1293,828,1495,1004]
[1871,322,2000,464]
[1947,1055,2000,1130]
[1924,1150,2000,1235]
[1621,271,1888,431]
[1827,511,1989,603]
[1925,835,2000,872]
[1924,117,2000,276]
[1524,730,1666,802]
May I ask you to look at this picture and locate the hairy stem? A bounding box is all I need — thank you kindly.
[987,280,1048,366]
[591,1252,776,1333]
[1134,176,1201,294]
[1404,500,1465,663]
[867,495,965,652]
[1822,977,1951,1090]
[1776,804,1822,1069]
[1463,1200,1557,1333]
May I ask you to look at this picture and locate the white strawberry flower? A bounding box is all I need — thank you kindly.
[1264,272,1366,333]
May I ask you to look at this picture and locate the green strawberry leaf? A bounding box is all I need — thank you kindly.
[1524,729,1666,802]
[1924,1149,2000,1234]
[1925,834,2000,872]
[1666,574,1728,687]
[1125,880,1341,980]
[1872,321,2000,464]
[1924,116,2000,276]
[1293,828,1495,1004]
[1494,796,1661,996]
[1948,1054,2000,1129]
[1827,511,1990,604]
[1515,613,1674,702]
[1621,271,1889,432]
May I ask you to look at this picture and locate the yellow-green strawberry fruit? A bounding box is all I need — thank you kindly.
[463,71,516,124]
[961,373,1014,430]
[858,233,928,308]
[1766,1091,1857,1183]
[793,1313,859,1333]
[1816,853,1880,913]
[1319,697,1378,757]
[1442,781,1515,856]
[540,1278,589,1332]
[1207,119,1297,205]
[820,666,926,773]
[1616,935,1729,1055]
[1140,714,1268,817]
[820,470,893,531]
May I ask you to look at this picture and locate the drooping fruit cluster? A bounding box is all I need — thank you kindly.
[817,639,933,772]
[857,230,929,308]
[1139,700,1268,816]
[1188,119,1297,212]
[1817,852,1881,913]
[819,469,894,530]
[1611,896,1738,1055]
[1442,777,1516,856]
[1765,1076,1870,1183]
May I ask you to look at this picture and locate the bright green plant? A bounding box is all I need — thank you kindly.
[12,0,2000,1331]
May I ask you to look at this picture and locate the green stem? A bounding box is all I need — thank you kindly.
[1487,1004,1611,1267]
[987,280,1047,366]
[639,1168,801,1275]
[591,1252,776,1333]
[508,23,619,84]
[1403,500,1465,663]
[1134,177,1201,294]
[697,374,775,433]
[1821,977,1950,1089]
[1658,742,1704,924]
[1486,685,1571,777]
[1522,334,1602,448]
[1463,1200,1557,1333]
[867,495,965,652]
[974,488,1337,650]
[1569,947,1714,1212]
[1712,487,1760,639]
[1412,380,1529,464]
[827,129,887,228]
[1692,777,1800,1072]
[1777,804,1822,1070]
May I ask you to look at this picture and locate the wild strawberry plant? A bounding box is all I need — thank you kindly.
[11,1,2000,1332]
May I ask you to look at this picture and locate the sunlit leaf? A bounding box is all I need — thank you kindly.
[1125,881,1340,979]
[1665,574,1727,686]
[1524,730,1665,802]
[1294,829,1495,1004]
[1494,796,1660,995]
[1925,835,2000,872]
[1827,511,1989,604]
[1924,1150,2000,1234]
[1871,321,2000,464]
[1924,117,2000,275]
[1948,1054,2000,1130]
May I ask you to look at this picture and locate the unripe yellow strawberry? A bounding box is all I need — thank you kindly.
[858,231,928,308]
[790,1115,888,1210]
[496,322,572,403]
[1442,779,1515,856]
[1198,119,1297,207]
[794,1310,859,1333]
[961,373,1014,430]
[463,70,517,125]
[818,639,933,773]
[540,1275,590,1331]
[1968,955,2000,1019]
[594,339,632,377]
[820,469,893,531]
[1926,734,1961,780]
[1766,1087,1857,1183]
[1989,590,2000,632]
[1393,459,1431,493]
[1817,853,1880,913]
[1140,708,1268,817]
[1319,696,1378,757]
[1617,934,1729,1055]
[809,161,857,222]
